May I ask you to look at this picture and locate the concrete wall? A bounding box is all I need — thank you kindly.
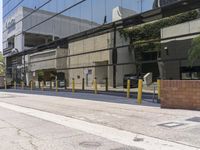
[161,80,200,110]
[110,31,136,86]
[161,19,200,41]
[56,48,68,82]
[68,33,110,86]
[68,31,136,87]
[159,19,200,79]
[29,49,56,72]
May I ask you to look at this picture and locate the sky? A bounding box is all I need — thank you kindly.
[1,0,154,52]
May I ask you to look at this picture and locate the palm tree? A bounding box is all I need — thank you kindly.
[188,35,200,66]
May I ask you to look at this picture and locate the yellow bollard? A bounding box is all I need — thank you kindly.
[127,79,130,98]
[137,79,143,104]
[21,81,24,90]
[14,81,16,89]
[56,80,58,93]
[105,77,108,92]
[41,81,44,91]
[30,81,33,91]
[94,77,98,94]
[157,79,161,101]
[82,78,85,90]
[72,78,75,93]
[4,80,7,90]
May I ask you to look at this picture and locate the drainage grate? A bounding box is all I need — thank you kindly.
[186,117,200,123]
[158,122,185,128]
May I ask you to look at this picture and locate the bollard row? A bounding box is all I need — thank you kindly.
[6,78,161,105]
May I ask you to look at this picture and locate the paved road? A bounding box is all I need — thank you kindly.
[0,90,200,150]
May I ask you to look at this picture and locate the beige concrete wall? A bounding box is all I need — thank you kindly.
[56,48,68,81]
[161,18,200,42]
[29,49,56,72]
[109,31,136,86]
[68,31,137,87]
[68,33,110,87]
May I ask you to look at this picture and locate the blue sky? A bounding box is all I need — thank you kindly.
[1,0,154,52]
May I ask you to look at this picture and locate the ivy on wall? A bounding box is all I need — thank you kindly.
[121,10,199,44]
[120,9,200,75]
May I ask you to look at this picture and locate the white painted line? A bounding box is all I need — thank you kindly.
[0,102,198,150]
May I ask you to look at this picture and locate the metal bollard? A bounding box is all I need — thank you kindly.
[157,79,161,102]
[127,79,130,98]
[137,79,143,104]
[94,77,98,94]
[56,80,58,93]
[72,78,75,93]
[82,78,85,90]
[105,77,108,92]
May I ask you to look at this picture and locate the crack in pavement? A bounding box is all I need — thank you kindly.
[0,118,39,150]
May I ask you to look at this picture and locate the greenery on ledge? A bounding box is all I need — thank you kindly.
[120,10,199,44]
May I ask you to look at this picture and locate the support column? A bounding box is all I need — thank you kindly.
[112,25,117,88]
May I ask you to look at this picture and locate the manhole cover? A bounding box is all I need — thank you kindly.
[79,141,101,148]
[158,122,185,128]
[186,117,200,123]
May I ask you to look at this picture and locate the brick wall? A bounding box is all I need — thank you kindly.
[161,80,200,110]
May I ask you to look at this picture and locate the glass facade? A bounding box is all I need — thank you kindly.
[153,0,180,8]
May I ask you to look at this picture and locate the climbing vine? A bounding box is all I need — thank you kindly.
[120,10,199,44]
[120,9,200,75]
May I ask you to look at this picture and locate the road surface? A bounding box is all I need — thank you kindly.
[0,90,199,150]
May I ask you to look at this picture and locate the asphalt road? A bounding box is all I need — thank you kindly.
[0,90,199,150]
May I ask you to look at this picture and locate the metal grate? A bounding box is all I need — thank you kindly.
[158,122,185,128]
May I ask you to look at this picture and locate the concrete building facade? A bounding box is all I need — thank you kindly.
[3,7,99,84]
[159,18,200,80]
[3,6,138,88]
[67,32,136,87]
